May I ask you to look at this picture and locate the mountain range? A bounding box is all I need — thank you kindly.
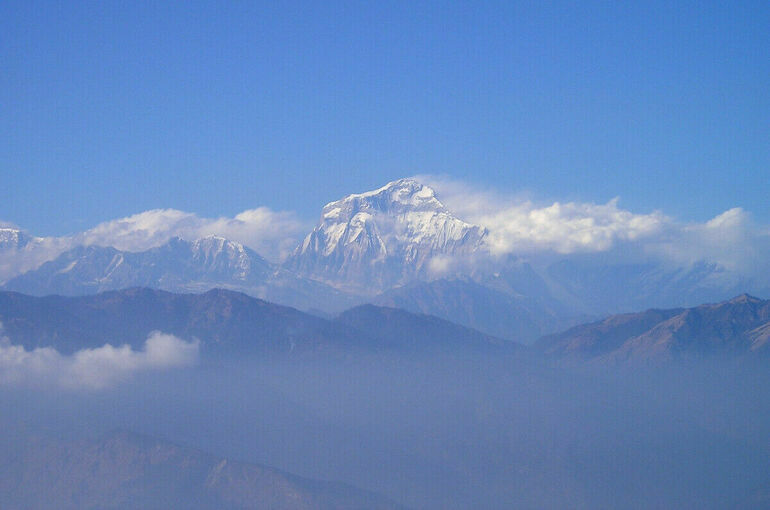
[0,288,510,358]
[1,287,768,365]
[0,287,769,510]
[1,178,766,343]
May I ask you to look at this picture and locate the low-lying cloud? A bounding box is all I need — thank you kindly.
[0,329,199,390]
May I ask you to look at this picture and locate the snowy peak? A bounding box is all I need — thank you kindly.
[189,235,256,280]
[0,228,35,251]
[191,235,249,264]
[2,235,274,296]
[321,178,446,218]
[287,178,487,293]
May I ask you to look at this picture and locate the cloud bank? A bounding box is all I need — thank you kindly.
[0,329,199,390]
[420,174,770,280]
[477,198,666,255]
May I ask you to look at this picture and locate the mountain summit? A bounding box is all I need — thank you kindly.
[286,178,487,293]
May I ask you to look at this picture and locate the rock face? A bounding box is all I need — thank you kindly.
[0,431,404,510]
[285,179,487,293]
[537,294,770,364]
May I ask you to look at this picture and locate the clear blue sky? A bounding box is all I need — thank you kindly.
[2,1,768,235]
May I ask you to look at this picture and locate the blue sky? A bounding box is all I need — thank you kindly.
[2,1,769,235]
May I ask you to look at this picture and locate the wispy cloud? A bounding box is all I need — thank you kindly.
[0,329,199,390]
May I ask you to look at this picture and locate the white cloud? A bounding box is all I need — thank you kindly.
[650,207,770,273]
[0,206,307,282]
[0,329,199,390]
[420,175,770,287]
[76,207,307,262]
[75,209,201,252]
[193,207,306,262]
[426,254,456,277]
[419,175,666,255]
[477,198,666,255]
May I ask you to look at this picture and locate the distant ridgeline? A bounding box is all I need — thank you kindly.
[1,179,766,344]
[0,287,767,365]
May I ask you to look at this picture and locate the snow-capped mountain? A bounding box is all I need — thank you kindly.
[2,236,269,294]
[2,235,358,312]
[285,178,488,293]
[1,179,763,330]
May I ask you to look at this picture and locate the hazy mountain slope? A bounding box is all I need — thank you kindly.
[285,179,487,293]
[0,288,508,356]
[0,431,404,510]
[606,294,770,362]
[0,288,355,356]
[537,294,770,363]
[335,304,512,352]
[544,258,753,314]
[372,279,554,343]
[537,308,685,359]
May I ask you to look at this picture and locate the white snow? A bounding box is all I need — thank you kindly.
[289,178,487,288]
